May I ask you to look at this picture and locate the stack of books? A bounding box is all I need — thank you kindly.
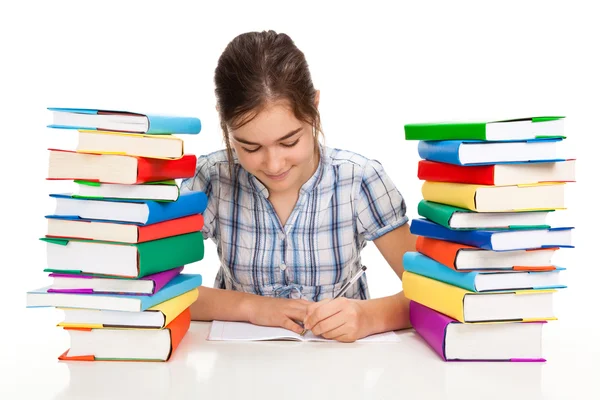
[27,108,207,362]
[402,117,575,362]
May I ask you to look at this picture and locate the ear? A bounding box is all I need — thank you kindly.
[314,90,320,109]
[216,104,220,112]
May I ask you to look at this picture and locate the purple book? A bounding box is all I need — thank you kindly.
[48,266,184,295]
[409,301,546,362]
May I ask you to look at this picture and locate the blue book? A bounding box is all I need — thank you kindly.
[49,191,207,225]
[26,273,202,312]
[403,252,565,292]
[48,107,201,134]
[417,138,564,166]
[410,218,573,251]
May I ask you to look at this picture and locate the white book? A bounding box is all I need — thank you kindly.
[75,181,180,201]
[207,321,402,342]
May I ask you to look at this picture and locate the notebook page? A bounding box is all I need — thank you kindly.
[207,321,403,342]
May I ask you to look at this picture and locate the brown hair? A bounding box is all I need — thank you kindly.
[214,30,323,173]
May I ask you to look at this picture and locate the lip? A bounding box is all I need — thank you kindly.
[264,168,291,181]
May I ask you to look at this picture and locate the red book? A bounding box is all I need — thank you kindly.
[417,159,576,186]
[46,214,204,244]
[47,149,197,184]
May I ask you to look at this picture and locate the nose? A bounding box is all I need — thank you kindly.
[264,147,285,174]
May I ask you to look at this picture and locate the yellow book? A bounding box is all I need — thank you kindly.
[421,181,565,212]
[403,272,556,323]
[76,130,184,159]
[58,288,198,329]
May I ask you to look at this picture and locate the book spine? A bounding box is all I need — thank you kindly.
[146,115,201,134]
[409,301,452,361]
[137,214,204,243]
[422,181,479,211]
[418,160,496,184]
[403,252,478,292]
[137,154,197,183]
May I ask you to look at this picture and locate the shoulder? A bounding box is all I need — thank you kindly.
[324,147,385,179]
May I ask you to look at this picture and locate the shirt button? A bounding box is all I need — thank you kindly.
[278,232,286,241]
[280,263,287,271]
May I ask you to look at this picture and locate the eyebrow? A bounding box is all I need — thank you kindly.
[233,127,303,146]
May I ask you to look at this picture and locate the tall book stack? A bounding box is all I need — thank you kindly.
[402,117,575,362]
[26,108,207,362]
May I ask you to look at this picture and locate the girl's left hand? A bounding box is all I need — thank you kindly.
[303,298,371,342]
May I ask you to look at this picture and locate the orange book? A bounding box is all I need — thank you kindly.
[415,236,557,271]
[59,308,191,362]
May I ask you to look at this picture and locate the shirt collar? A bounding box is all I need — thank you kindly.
[249,144,327,199]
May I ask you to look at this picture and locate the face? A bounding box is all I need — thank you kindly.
[229,100,319,196]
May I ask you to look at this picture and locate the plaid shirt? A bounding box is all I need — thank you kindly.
[182,146,408,301]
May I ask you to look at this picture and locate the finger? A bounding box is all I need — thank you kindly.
[281,317,305,335]
[311,311,345,337]
[304,298,344,329]
[305,299,330,317]
[320,322,356,341]
[286,303,310,322]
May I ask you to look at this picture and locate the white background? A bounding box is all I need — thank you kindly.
[1,0,599,398]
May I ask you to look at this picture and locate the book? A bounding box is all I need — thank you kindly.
[47,149,197,184]
[26,274,202,312]
[403,271,557,323]
[49,191,207,224]
[74,180,181,202]
[403,252,565,292]
[77,130,184,159]
[404,117,565,141]
[421,181,565,212]
[416,236,558,271]
[42,232,204,278]
[58,307,191,361]
[46,214,204,244]
[417,139,563,166]
[409,301,546,361]
[417,159,576,185]
[48,266,184,295]
[207,321,402,342]
[58,288,198,329]
[417,200,551,229]
[48,107,201,134]
[410,218,573,251]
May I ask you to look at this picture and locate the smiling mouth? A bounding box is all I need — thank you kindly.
[264,169,291,181]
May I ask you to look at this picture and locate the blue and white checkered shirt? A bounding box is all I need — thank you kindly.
[182,146,408,301]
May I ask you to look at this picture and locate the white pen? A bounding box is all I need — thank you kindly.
[334,265,367,299]
[300,266,367,336]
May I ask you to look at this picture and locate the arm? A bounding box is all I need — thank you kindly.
[190,286,310,334]
[304,223,417,341]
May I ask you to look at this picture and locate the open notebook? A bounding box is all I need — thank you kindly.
[207,321,402,342]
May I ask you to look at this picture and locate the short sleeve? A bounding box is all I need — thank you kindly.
[355,159,408,241]
[181,155,218,240]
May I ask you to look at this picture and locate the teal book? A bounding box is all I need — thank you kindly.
[403,252,565,292]
[48,107,201,134]
[404,116,564,141]
[26,273,202,312]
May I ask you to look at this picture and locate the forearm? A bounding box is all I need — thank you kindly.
[190,286,258,322]
[360,291,411,335]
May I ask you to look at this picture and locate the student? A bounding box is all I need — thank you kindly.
[182,30,416,342]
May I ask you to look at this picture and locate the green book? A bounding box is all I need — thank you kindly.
[417,200,551,230]
[42,231,204,278]
[404,116,565,141]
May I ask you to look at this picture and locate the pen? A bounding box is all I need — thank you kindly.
[300,265,367,336]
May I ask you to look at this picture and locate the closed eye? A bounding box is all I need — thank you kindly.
[281,139,300,148]
[241,146,261,153]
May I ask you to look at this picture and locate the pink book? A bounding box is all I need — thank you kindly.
[48,266,184,295]
[409,301,546,362]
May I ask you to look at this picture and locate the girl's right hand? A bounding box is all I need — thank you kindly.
[244,295,311,334]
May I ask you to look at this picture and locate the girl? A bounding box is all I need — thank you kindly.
[183,30,416,342]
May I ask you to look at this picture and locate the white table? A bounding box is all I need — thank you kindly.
[3,320,598,400]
